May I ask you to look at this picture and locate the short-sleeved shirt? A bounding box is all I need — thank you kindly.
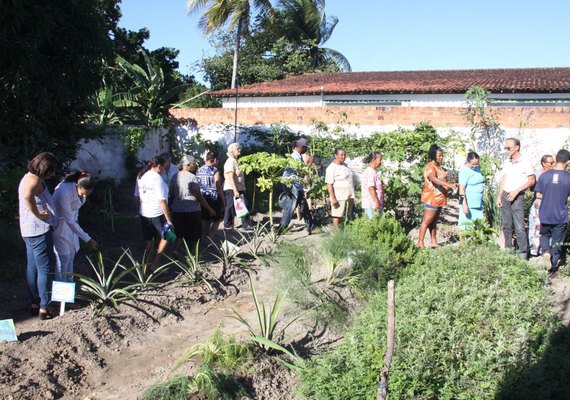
[223,157,246,191]
[325,162,355,201]
[459,165,484,209]
[501,156,534,193]
[136,170,169,218]
[161,165,178,185]
[535,169,570,224]
[197,165,219,200]
[170,171,201,213]
[361,166,384,209]
[283,150,304,191]
[420,161,448,207]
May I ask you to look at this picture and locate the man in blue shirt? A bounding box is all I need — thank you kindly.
[278,139,314,234]
[535,149,570,280]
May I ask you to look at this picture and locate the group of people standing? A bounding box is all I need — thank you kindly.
[417,138,570,280]
[18,137,570,320]
[135,144,254,269]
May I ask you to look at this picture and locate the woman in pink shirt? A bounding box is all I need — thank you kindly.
[361,151,384,219]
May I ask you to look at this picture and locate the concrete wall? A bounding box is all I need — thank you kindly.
[69,104,570,182]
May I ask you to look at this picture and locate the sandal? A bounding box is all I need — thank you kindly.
[38,307,56,321]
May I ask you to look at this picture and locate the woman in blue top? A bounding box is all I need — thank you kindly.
[458,152,485,230]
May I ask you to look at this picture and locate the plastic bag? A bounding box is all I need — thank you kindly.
[234,195,249,218]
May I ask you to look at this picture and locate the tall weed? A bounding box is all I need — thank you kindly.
[300,244,562,399]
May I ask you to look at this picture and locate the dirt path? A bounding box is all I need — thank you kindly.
[82,264,285,399]
[80,227,321,400]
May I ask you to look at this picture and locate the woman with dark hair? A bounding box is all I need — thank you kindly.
[361,151,384,219]
[135,156,173,267]
[417,144,457,248]
[325,148,355,228]
[197,151,225,236]
[170,155,215,250]
[528,154,555,255]
[53,171,98,282]
[18,152,61,319]
[458,152,484,231]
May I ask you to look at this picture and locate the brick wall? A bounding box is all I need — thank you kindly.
[170,106,570,129]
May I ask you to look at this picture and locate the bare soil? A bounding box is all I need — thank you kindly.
[2,198,569,400]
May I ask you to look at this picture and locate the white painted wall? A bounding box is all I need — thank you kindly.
[69,123,570,182]
[222,93,570,108]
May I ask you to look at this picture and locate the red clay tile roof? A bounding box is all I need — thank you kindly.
[211,67,570,97]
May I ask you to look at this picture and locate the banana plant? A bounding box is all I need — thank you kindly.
[116,49,188,126]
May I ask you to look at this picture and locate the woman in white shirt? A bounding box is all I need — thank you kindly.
[135,156,173,267]
[223,143,252,231]
[325,148,355,228]
[53,171,98,282]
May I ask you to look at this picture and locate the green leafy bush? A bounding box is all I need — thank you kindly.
[345,215,416,278]
[300,244,562,399]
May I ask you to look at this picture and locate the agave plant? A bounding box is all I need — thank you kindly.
[236,221,270,259]
[170,240,223,291]
[73,251,139,314]
[232,272,298,351]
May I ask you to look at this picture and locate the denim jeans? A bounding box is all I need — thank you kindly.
[23,231,56,308]
[539,223,567,272]
[279,185,313,230]
[224,190,251,229]
[56,252,75,283]
[501,192,528,255]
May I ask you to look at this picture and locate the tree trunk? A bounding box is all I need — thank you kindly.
[377,280,395,400]
[231,16,243,90]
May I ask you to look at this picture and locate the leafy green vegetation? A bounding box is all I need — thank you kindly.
[300,244,562,399]
[145,327,251,400]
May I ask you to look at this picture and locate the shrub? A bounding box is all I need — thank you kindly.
[300,244,562,399]
[342,215,416,294]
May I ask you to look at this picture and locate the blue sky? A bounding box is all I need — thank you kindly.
[119,0,570,84]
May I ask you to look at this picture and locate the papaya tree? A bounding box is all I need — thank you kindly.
[239,152,306,228]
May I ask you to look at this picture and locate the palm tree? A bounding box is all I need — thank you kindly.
[186,0,274,89]
[278,0,351,71]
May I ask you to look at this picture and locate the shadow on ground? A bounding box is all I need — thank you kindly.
[496,324,570,400]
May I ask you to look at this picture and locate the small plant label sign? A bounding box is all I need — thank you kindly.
[52,281,76,303]
[51,281,76,316]
[0,319,18,342]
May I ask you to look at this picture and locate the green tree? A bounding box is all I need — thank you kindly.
[276,0,351,71]
[186,0,274,89]
[0,0,117,165]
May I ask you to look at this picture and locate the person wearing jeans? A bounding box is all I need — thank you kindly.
[497,138,535,258]
[278,139,314,234]
[19,152,61,320]
[535,149,570,280]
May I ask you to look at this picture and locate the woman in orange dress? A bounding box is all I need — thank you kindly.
[416,144,457,248]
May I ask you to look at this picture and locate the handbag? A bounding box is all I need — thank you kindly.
[234,195,249,218]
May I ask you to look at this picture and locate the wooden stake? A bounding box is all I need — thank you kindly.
[377,280,395,400]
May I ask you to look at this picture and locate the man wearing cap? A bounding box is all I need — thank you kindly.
[278,139,314,234]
